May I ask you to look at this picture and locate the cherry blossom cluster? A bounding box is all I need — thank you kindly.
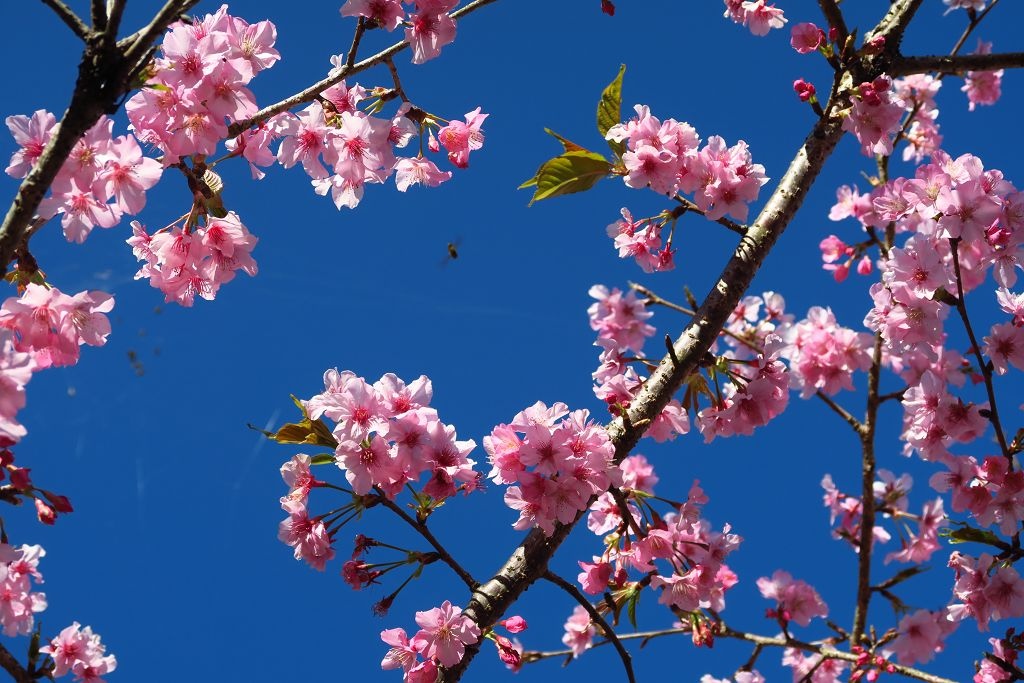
[606,105,769,222]
[975,631,1022,683]
[5,111,162,244]
[588,285,689,437]
[41,622,118,683]
[948,552,1024,632]
[568,471,740,654]
[887,608,959,666]
[605,207,676,273]
[720,290,872,409]
[380,600,481,681]
[273,86,485,209]
[842,75,906,157]
[341,0,461,65]
[0,543,46,636]
[722,0,787,36]
[126,213,258,306]
[963,40,1004,112]
[822,471,947,564]
[0,284,113,443]
[756,569,828,628]
[597,472,739,611]
[484,400,620,536]
[278,370,478,570]
[778,306,874,398]
[124,5,280,164]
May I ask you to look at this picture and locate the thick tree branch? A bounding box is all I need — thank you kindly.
[39,0,91,41]
[891,51,1024,76]
[227,0,499,137]
[442,3,932,678]
[443,73,849,683]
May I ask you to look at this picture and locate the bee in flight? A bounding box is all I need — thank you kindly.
[440,237,462,267]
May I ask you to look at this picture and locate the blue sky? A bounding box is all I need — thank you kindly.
[2,1,1023,681]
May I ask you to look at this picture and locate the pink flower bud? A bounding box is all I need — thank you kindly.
[501,616,528,633]
[793,79,817,102]
[35,498,56,525]
[9,466,32,490]
[856,255,873,275]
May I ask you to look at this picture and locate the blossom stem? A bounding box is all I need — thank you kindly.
[814,390,862,432]
[948,239,1012,461]
[671,195,747,235]
[541,571,636,683]
[375,491,478,590]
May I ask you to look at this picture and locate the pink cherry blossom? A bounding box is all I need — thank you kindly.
[790,22,824,54]
[410,600,480,667]
[437,108,487,169]
[4,109,56,178]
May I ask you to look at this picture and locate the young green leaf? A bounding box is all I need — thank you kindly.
[525,150,611,205]
[597,65,626,157]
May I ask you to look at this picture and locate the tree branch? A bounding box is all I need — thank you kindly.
[442,65,850,683]
[0,0,200,272]
[0,642,33,683]
[227,0,499,137]
[891,51,1024,76]
[817,0,848,46]
[442,2,931,677]
[375,492,478,591]
[541,571,636,683]
[521,625,958,683]
[38,0,91,41]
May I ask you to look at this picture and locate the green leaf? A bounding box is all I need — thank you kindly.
[250,395,338,448]
[544,127,588,153]
[625,589,640,629]
[941,523,1004,548]
[310,453,336,466]
[597,65,626,157]
[524,150,611,205]
[597,65,625,137]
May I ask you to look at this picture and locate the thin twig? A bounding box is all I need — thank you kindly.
[39,0,91,40]
[673,195,747,235]
[814,390,862,432]
[542,571,636,683]
[522,625,958,683]
[949,239,1011,461]
[374,492,478,590]
[228,0,499,136]
[346,17,367,70]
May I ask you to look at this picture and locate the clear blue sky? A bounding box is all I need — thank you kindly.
[2,2,1022,681]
